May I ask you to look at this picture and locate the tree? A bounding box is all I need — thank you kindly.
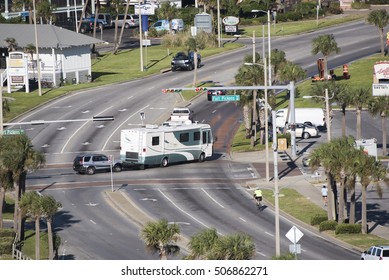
[156,1,178,32]
[234,53,263,147]
[187,228,255,260]
[0,165,12,229]
[278,61,306,84]
[187,228,219,259]
[212,233,255,260]
[311,34,340,80]
[367,9,389,56]
[4,37,18,52]
[368,96,389,156]
[112,0,131,55]
[36,0,54,24]
[0,134,45,240]
[40,195,61,260]
[354,151,388,233]
[24,43,36,80]
[20,191,43,259]
[350,87,371,140]
[140,219,180,260]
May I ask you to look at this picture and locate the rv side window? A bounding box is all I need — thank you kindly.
[152,136,159,146]
[193,131,200,141]
[180,133,189,143]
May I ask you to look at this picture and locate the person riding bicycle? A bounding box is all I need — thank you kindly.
[254,189,263,206]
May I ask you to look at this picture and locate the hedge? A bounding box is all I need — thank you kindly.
[319,220,338,232]
[335,223,362,234]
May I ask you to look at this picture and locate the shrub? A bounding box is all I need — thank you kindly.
[311,214,328,226]
[319,220,338,232]
[0,239,13,255]
[0,229,15,238]
[286,12,302,22]
[351,1,370,9]
[335,223,362,234]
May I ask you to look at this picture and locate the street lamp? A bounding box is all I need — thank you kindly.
[303,88,334,142]
[272,110,280,257]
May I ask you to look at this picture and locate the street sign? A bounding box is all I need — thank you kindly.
[212,95,240,102]
[285,225,304,243]
[289,244,301,254]
[2,129,25,135]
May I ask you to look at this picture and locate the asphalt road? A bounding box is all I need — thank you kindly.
[17,19,389,259]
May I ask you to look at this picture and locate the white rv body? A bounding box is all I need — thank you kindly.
[120,122,213,168]
[275,108,325,128]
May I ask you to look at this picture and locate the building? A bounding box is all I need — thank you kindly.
[0,23,103,88]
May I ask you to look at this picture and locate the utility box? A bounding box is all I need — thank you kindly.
[194,13,212,33]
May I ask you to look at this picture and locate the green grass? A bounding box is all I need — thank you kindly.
[238,13,367,38]
[262,188,389,248]
[21,229,49,260]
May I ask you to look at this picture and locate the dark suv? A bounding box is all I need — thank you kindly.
[73,153,122,175]
[171,51,201,71]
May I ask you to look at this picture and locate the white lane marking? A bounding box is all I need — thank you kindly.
[102,105,149,151]
[158,189,210,229]
[60,106,113,153]
[201,188,224,208]
[239,217,247,222]
[256,250,267,257]
[90,220,96,225]
[265,231,274,237]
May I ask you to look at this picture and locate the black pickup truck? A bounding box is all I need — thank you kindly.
[55,18,92,34]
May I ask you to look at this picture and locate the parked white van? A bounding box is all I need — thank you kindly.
[151,19,184,33]
[275,108,325,128]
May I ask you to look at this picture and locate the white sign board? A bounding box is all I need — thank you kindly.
[134,3,156,15]
[224,25,237,33]
[355,138,378,160]
[372,83,389,96]
[285,225,304,243]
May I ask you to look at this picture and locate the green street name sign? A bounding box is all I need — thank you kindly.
[2,129,25,136]
[212,95,240,102]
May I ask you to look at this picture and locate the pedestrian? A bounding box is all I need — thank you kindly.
[321,185,328,206]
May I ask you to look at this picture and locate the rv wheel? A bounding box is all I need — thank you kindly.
[161,157,169,167]
[139,164,145,170]
[198,153,205,162]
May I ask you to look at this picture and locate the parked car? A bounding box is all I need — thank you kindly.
[151,18,184,33]
[207,85,226,101]
[55,18,92,34]
[171,51,201,71]
[113,14,139,28]
[84,13,112,29]
[286,123,319,139]
[73,153,122,175]
[361,245,389,260]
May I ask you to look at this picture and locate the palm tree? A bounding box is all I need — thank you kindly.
[36,0,54,24]
[40,194,61,260]
[278,61,306,84]
[350,87,371,140]
[367,9,389,56]
[156,2,179,32]
[212,233,255,260]
[24,43,36,80]
[234,54,263,147]
[311,34,340,80]
[4,37,18,52]
[0,168,12,229]
[187,227,219,259]
[112,0,131,55]
[20,191,43,259]
[140,218,180,260]
[368,96,389,156]
[1,134,45,240]
[354,151,388,233]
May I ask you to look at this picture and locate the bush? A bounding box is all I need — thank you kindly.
[286,12,302,22]
[319,220,338,232]
[351,1,370,9]
[311,214,328,226]
[0,229,15,238]
[335,223,362,234]
[0,239,13,255]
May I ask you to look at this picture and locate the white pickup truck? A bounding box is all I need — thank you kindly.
[169,107,193,123]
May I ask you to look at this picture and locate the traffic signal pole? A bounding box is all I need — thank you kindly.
[162,82,297,159]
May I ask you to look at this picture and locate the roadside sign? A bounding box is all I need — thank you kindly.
[2,129,25,135]
[286,225,304,243]
[212,95,240,102]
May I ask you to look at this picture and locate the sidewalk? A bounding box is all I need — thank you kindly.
[230,149,389,242]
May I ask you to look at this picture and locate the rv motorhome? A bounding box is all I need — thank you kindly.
[120,122,213,169]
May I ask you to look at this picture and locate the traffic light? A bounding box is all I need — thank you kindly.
[195,87,207,92]
[162,88,182,94]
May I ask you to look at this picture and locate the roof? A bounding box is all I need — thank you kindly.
[0,24,104,49]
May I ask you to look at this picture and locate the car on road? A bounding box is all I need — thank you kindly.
[113,14,139,28]
[207,85,227,101]
[286,123,319,139]
[171,51,201,71]
[73,153,122,175]
[361,245,389,260]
